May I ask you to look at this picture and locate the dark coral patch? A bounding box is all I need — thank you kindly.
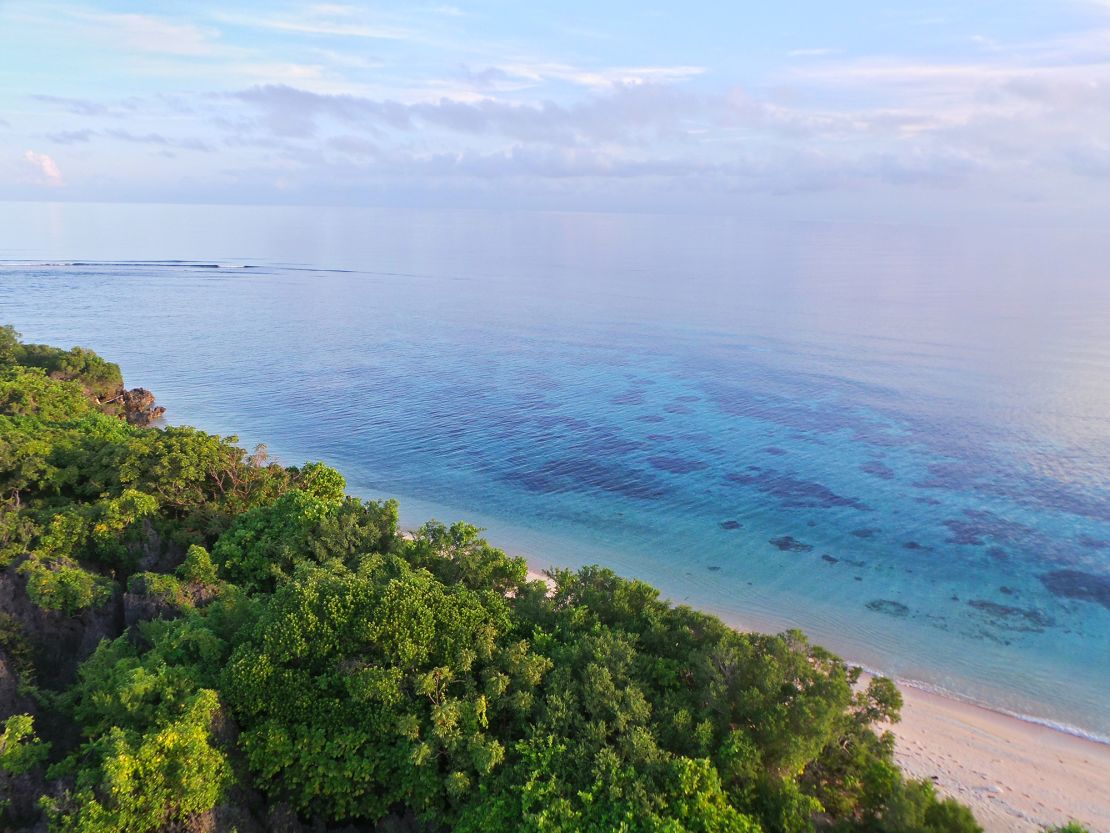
[726,466,869,510]
[719,520,742,530]
[762,447,788,456]
[944,521,984,546]
[967,600,1054,632]
[851,528,880,539]
[1040,570,1110,610]
[821,554,839,564]
[860,459,895,480]
[769,536,813,553]
[611,389,645,405]
[648,456,708,474]
[1079,535,1110,550]
[943,509,1033,547]
[867,599,909,617]
[663,403,693,415]
[503,457,665,501]
[707,566,721,572]
[1023,481,1110,522]
[902,541,930,551]
[913,461,977,491]
[581,438,646,455]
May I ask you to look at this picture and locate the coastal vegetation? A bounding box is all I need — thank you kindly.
[0,326,1087,833]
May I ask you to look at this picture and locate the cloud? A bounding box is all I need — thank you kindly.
[30,94,145,117]
[32,95,116,116]
[494,62,706,89]
[46,129,96,144]
[214,8,412,40]
[7,1,1110,217]
[22,150,63,185]
[327,135,382,158]
[104,130,215,152]
[60,9,223,56]
[227,82,716,144]
[8,6,224,58]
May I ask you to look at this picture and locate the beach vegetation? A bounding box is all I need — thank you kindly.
[0,327,1047,833]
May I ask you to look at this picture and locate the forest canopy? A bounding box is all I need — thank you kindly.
[0,326,1074,833]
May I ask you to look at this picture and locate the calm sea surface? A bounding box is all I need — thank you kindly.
[2,202,1108,739]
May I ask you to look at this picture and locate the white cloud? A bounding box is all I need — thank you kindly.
[496,62,706,89]
[6,1,1110,216]
[213,9,412,40]
[71,10,222,56]
[22,150,63,185]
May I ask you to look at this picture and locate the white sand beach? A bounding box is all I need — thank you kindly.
[889,680,1109,833]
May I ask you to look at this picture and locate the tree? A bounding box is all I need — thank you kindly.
[224,557,548,825]
[0,714,49,775]
[43,690,230,833]
[0,331,994,833]
[212,487,397,591]
[0,325,20,366]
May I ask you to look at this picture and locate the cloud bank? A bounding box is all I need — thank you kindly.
[4,1,1110,220]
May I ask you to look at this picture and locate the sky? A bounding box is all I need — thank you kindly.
[3,1,1110,221]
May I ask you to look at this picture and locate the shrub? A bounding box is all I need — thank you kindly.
[0,714,49,775]
[43,690,229,833]
[22,557,113,615]
[177,544,218,586]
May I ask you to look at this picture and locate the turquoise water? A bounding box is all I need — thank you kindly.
[1,202,1108,739]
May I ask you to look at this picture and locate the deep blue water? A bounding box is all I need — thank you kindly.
[2,202,1108,739]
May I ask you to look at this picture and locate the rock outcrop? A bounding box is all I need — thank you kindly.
[0,561,122,692]
[104,386,166,425]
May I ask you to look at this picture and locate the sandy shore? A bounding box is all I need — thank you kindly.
[524,567,1109,833]
[889,681,1109,833]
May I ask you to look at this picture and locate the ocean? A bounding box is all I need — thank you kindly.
[2,201,1108,740]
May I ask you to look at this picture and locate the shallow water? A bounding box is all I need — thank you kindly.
[2,202,1108,739]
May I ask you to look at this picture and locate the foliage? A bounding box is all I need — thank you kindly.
[295,459,347,502]
[0,714,49,775]
[0,613,36,682]
[212,487,398,591]
[868,779,982,833]
[406,519,528,593]
[127,571,191,608]
[0,325,20,366]
[21,556,114,615]
[223,556,546,824]
[16,340,123,398]
[0,328,1031,833]
[43,689,229,833]
[177,543,217,585]
[0,367,93,421]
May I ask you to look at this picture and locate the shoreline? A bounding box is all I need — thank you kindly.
[522,567,1109,833]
